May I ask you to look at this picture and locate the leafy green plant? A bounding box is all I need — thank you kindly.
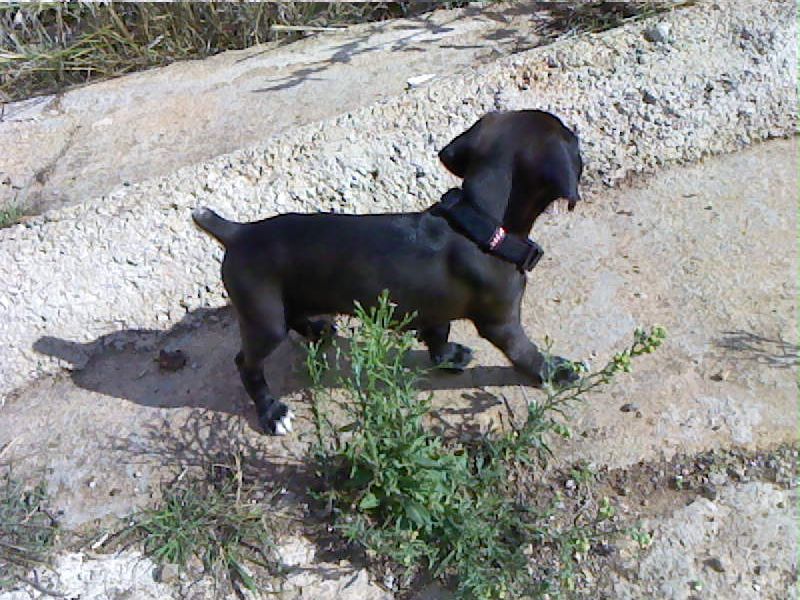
[0,470,59,591]
[306,292,666,598]
[629,525,654,549]
[0,206,24,228]
[118,458,280,593]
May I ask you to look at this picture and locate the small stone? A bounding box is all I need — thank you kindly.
[709,471,727,486]
[157,349,187,372]
[406,73,436,89]
[727,465,746,481]
[699,483,717,501]
[620,403,638,413]
[157,563,181,583]
[704,557,725,573]
[644,22,671,44]
[592,542,616,557]
[642,89,658,104]
[383,572,396,590]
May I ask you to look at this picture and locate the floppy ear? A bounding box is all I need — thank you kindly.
[535,143,582,205]
[438,119,483,178]
[551,163,581,204]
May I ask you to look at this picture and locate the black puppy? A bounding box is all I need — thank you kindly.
[193,110,582,435]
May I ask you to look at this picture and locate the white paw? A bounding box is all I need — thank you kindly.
[274,410,295,436]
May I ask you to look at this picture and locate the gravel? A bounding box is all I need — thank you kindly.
[0,0,796,400]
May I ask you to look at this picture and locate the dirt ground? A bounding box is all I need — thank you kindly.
[1,137,796,598]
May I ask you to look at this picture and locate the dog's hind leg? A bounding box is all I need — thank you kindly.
[418,323,473,372]
[235,312,293,435]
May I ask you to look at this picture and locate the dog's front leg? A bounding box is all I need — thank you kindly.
[418,323,473,372]
[475,320,577,387]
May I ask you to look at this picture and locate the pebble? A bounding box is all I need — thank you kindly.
[644,22,672,44]
[704,557,725,573]
[642,89,658,104]
[592,542,616,557]
[156,563,181,583]
[157,349,187,372]
[699,483,717,501]
[620,403,638,413]
[709,471,728,486]
[406,73,437,89]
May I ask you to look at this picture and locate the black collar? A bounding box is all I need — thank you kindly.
[431,188,543,272]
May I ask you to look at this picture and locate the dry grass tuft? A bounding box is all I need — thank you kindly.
[0,2,465,102]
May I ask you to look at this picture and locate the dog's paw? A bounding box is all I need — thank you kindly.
[540,355,581,388]
[274,410,295,436]
[258,401,295,436]
[435,343,474,373]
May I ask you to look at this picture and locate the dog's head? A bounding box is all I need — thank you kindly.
[439,110,582,231]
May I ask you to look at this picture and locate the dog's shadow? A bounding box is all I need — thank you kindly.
[33,306,530,432]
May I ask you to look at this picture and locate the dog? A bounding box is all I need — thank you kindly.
[193,110,583,435]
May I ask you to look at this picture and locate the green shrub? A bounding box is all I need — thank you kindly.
[306,291,665,598]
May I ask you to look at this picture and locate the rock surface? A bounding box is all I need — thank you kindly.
[612,483,797,599]
[0,0,795,401]
[0,551,171,600]
[0,1,558,213]
[0,538,391,600]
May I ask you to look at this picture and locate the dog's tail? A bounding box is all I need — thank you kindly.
[192,207,240,246]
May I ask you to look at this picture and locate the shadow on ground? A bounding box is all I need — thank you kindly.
[33,306,530,436]
[249,2,644,94]
[32,304,536,569]
[714,330,799,369]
